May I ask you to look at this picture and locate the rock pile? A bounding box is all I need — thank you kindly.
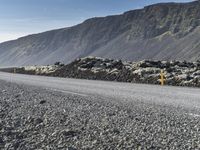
[2,56,200,87]
[52,57,200,87]
[23,65,59,75]
[1,65,61,75]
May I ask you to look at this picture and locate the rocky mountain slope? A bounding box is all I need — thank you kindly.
[0,1,200,66]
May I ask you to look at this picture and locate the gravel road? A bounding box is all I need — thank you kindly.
[0,72,200,149]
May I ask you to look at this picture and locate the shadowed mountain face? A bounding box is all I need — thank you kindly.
[0,1,200,66]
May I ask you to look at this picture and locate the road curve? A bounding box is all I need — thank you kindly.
[0,71,200,109]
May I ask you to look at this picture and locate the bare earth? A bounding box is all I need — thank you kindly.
[0,72,200,149]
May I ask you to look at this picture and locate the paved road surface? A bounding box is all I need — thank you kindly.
[0,71,200,109]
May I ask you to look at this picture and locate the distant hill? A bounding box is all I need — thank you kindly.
[0,0,200,66]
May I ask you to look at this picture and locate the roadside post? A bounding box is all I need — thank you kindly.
[159,70,165,86]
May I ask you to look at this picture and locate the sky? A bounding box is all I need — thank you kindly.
[0,0,194,43]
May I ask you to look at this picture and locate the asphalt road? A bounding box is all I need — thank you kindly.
[1,71,200,149]
[0,71,200,110]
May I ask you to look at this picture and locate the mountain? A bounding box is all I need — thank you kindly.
[0,0,200,66]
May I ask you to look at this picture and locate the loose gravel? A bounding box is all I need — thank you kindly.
[0,80,200,150]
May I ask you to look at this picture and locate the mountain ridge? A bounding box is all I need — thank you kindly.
[0,0,200,66]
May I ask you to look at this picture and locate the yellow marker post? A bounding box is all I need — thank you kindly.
[14,68,16,74]
[159,70,165,86]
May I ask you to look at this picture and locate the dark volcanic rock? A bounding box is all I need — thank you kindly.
[50,56,200,87]
[39,100,47,104]
[61,129,79,138]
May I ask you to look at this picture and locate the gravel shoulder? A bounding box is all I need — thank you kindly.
[0,80,200,150]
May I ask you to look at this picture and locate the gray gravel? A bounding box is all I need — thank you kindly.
[1,79,200,150]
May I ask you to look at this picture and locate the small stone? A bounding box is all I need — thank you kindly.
[92,140,98,145]
[61,129,78,138]
[14,94,21,98]
[135,117,140,121]
[67,147,77,150]
[113,128,120,134]
[34,118,43,125]
[39,100,46,104]
[0,137,4,144]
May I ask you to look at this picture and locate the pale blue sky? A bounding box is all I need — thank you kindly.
[0,0,194,43]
